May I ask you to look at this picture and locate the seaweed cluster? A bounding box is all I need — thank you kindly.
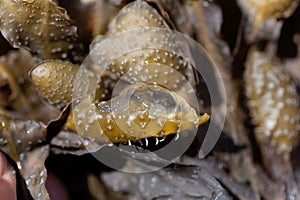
[0,0,300,199]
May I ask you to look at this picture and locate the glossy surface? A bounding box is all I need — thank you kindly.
[0,0,82,60]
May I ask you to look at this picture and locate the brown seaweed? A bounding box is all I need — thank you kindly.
[245,48,300,157]
[0,0,83,60]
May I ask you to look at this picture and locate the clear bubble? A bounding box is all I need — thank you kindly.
[73,27,227,173]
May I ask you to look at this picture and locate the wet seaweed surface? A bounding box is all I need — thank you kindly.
[0,0,300,199]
